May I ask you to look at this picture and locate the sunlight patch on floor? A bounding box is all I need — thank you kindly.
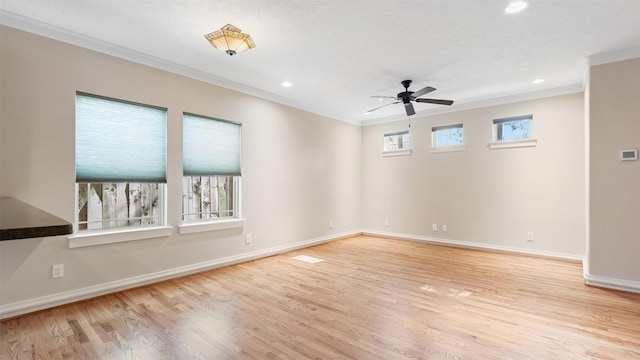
[420,284,472,298]
[292,255,325,263]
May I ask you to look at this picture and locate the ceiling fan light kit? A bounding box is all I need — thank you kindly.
[204,24,256,56]
[367,80,454,117]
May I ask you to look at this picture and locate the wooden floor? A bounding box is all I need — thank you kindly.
[2,236,640,359]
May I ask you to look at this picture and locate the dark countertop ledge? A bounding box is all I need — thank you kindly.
[0,197,73,241]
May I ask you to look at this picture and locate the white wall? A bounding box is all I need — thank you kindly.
[0,26,361,314]
[587,57,640,288]
[7,23,631,316]
[361,93,586,258]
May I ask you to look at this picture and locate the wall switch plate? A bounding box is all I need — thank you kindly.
[245,234,252,244]
[52,264,64,279]
[442,225,448,232]
[432,224,438,231]
[527,232,534,242]
[384,219,389,227]
[329,220,333,229]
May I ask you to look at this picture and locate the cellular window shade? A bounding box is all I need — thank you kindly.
[75,94,167,183]
[183,114,241,176]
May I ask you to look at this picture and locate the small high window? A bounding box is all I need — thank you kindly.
[489,114,536,149]
[493,115,532,142]
[432,124,463,147]
[383,130,411,156]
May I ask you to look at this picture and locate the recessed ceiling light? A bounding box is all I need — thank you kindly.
[531,78,545,84]
[364,111,371,115]
[505,0,528,14]
[281,81,293,87]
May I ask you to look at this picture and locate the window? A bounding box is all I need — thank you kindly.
[383,130,411,156]
[493,115,532,141]
[182,113,241,223]
[490,114,536,149]
[432,124,464,151]
[75,93,167,232]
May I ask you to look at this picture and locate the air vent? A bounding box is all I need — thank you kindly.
[620,149,637,161]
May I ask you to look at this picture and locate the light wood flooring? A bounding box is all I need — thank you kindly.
[2,235,640,359]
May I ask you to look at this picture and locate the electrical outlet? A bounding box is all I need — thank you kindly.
[384,219,389,227]
[442,225,448,232]
[432,224,438,232]
[329,220,333,229]
[52,264,64,279]
[527,232,534,242]
[245,234,252,244]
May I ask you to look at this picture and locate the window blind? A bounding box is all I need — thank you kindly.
[183,113,241,176]
[75,93,167,183]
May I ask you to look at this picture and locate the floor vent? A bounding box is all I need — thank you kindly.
[292,255,324,263]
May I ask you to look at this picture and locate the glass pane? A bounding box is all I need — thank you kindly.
[384,131,410,151]
[182,176,235,221]
[77,182,160,231]
[495,117,531,141]
[434,127,463,147]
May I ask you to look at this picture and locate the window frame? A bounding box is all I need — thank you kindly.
[382,130,412,157]
[179,113,244,234]
[489,114,537,149]
[430,123,465,153]
[73,93,169,246]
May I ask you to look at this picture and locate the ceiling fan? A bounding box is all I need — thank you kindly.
[367,80,454,116]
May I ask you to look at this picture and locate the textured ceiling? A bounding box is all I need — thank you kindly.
[1,1,639,124]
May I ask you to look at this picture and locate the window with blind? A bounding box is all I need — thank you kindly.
[182,113,241,222]
[75,93,167,231]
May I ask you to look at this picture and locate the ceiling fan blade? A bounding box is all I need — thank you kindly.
[411,86,436,98]
[415,98,454,106]
[371,96,398,100]
[366,101,401,113]
[404,102,416,116]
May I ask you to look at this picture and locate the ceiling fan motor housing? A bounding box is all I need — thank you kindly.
[398,91,413,102]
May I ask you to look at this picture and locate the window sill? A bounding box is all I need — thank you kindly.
[68,226,173,248]
[430,145,466,153]
[382,149,412,157]
[178,218,245,235]
[489,138,537,150]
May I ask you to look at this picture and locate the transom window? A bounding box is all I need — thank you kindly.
[493,115,532,142]
[432,124,463,148]
[75,93,167,232]
[383,130,410,151]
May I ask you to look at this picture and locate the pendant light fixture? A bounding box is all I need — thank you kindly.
[204,24,256,56]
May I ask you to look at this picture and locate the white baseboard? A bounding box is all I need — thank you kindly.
[584,273,640,294]
[0,230,360,319]
[361,229,585,262]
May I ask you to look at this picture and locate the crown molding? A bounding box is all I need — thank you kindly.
[0,10,357,126]
[587,46,640,67]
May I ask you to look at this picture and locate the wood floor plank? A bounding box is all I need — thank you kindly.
[2,235,640,359]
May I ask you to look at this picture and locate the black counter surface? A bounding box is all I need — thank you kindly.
[0,197,73,241]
